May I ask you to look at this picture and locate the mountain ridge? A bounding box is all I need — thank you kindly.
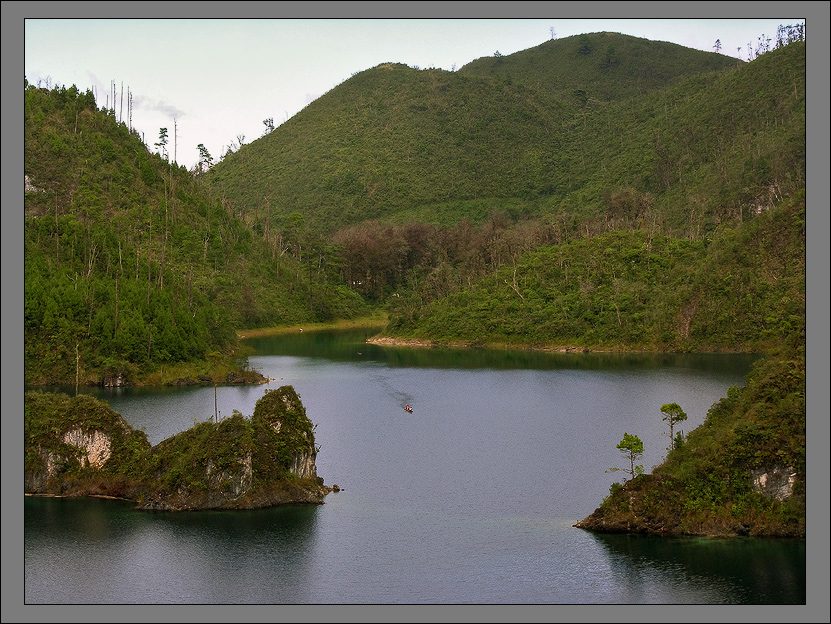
[206,33,802,237]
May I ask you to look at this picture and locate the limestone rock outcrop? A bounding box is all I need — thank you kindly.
[24,387,331,511]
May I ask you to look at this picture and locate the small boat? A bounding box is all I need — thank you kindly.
[404,405,413,413]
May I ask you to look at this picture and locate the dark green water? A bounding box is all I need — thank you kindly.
[24,330,806,605]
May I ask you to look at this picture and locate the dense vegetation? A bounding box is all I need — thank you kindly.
[381,192,805,352]
[24,386,327,510]
[24,81,367,385]
[576,337,805,537]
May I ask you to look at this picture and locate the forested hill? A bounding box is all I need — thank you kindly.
[383,191,805,353]
[457,31,740,101]
[22,25,807,540]
[205,32,803,237]
[23,82,368,385]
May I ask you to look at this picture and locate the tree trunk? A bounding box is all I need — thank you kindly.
[114,274,119,336]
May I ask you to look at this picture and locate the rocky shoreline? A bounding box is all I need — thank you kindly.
[365,335,592,353]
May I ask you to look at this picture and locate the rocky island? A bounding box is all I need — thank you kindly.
[573,346,805,538]
[24,386,333,511]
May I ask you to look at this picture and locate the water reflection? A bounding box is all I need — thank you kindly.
[243,328,762,373]
[590,533,806,604]
[25,496,323,604]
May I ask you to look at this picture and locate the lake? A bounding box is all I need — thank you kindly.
[23,329,806,607]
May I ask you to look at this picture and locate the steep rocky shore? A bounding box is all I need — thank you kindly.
[24,386,332,511]
[574,465,802,538]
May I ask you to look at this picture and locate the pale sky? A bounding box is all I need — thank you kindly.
[23,16,806,170]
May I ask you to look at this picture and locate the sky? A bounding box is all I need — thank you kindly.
[22,15,808,171]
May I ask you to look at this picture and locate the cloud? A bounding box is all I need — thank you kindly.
[132,94,186,120]
[84,71,107,98]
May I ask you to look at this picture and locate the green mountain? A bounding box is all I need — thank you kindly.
[457,31,740,100]
[206,33,803,239]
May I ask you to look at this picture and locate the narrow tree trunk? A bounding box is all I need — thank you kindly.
[114,273,119,336]
[55,191,59,267]
[147,220,152,305]
[87,287,94,336]
[187,266,193,314]
[159,194,168,290]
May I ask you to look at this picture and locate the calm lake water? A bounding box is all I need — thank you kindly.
[24,329,807,606]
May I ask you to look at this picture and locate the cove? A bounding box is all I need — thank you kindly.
[24,329,805,605]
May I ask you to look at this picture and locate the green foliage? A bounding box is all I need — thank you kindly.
[584,344,805,536]
[602,481,623,507]
[24,81,371,384]
[25,387,324,507]
[151,412,256,494]
[611,432,644,481]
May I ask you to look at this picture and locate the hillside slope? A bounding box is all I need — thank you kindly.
[382,192,805,353]
[207,34,803,238]
[23,82,368,385]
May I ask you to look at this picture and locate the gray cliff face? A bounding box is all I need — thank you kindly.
[206,453,254,498]
[25,425,123,494]
[750,464,797,502]
[290,450,318,480]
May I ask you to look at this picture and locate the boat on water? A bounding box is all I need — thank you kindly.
[404,405,413,413]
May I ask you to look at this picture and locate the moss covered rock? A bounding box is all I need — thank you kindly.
[24,387,331,511]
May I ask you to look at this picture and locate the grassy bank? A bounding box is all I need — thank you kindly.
[236,312,389,339]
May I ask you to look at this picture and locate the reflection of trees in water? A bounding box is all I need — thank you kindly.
[244,328,760,373]
[26,496,324,603]
[592,533,805,604]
